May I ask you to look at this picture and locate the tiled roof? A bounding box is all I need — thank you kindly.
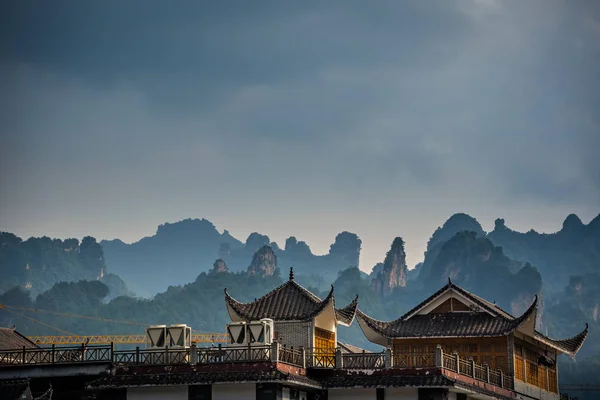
[0,328,38,350]
[335,295,359,326]
[357,295,537,339]
[88,370,321,389]
[338,342,370,354]
[325,374,454,388]
[534,324,589,356]
[225,268,357,324]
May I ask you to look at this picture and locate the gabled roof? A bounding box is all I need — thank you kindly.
[356,280,589,355]
[225,268,358,325]
[357,295,537,345]
[0,327,38,350]
[401,278,513,320]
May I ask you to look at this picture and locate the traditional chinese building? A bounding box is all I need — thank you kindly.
[0,272,588,400]
[356,278,588,400]
[224,267,358,356]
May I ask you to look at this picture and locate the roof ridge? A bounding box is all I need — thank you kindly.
[399,282,452,320]
[290,280,324,304]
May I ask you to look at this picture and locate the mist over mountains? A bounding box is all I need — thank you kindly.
[1,212,599,389]
[100,218,362,296]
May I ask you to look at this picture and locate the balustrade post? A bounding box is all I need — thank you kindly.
[453,352,459,373]
[81,343,86,361]
[51,344,55,364]
[500,371,505,388]
[335,348,342,369]
[469,359,475,378]
[248,342,252,360]
[165,345,169,364]
[110,342,114,362]
[190,343,197,365]
[485,364,490,383]
[435,345,443,368]
[22,346,26,364]
[385,348,392,369]
[300,347,306,369]
[270,342,279,362]
[136,346,140,364]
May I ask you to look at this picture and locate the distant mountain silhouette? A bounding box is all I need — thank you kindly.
[101,219,362,296]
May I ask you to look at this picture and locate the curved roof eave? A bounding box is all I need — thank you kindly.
[335,294,359,327]
[355,309,388,346]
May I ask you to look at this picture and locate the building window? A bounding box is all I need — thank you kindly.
[548,368,558,393]
[314,327,335,368]
[514,356,524,381]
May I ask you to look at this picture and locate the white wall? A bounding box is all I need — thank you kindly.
[385,388,419,399]
[328,388,377,400]
[212,383,256,400]
[128,386,187,400]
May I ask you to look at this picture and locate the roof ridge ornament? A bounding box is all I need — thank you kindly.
[289,267,294,281]
[448,277,452,285]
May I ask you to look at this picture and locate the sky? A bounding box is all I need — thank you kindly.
[1,0,599,271]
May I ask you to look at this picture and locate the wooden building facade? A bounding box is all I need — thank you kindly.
[356,279,588,400]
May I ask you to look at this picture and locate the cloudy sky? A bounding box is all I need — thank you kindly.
[1,0,599,270]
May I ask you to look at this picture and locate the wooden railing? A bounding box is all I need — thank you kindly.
[441,350,513,390]
[197,345,270,364]
[394,352,435,368]
[0,345,112,365]
[114,348,190,365]
[278,346,304,367]
[0,342,515,392]
[342,351,385,369]
[305,347,335,368]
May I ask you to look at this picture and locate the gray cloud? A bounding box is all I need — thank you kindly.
[1,0,599,269]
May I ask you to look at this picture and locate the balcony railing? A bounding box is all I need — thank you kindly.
[0,345,112,365]
[278,346,304,367]
[0,342,513,391]
[441,350,513,391]
[342,351,385,369]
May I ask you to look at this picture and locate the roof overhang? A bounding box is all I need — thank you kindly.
[355,311,388,346]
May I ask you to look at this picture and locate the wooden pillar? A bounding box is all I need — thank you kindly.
[190,343,198,365]
[385,348,393,369]
[335,348,342,369]
[453,352,460,373]
[270,342,279,362]
[435,345,443,368]
[300,347,306,369]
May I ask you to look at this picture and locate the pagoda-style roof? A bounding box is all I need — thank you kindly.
[534,324,588,356]
[356,279,588,355]
[224,268,358,326]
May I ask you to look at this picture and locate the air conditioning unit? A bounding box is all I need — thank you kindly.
[227,321,247,346]
[146,324,192,349]
[247,319,274,346]
[226,319,274,347]
[146,325,167,349]
[167,324,192,348]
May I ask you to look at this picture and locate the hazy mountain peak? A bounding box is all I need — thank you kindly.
[562,214,584,232]
[329,231,361,268]
[156,218,217,236]
[427,213,485,252]
[245,232,270,251]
